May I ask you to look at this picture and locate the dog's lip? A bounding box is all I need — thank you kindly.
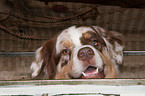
[68,66,105,79]
[82,68,99,77]
[82,66,97,74]
[81,66,105,79]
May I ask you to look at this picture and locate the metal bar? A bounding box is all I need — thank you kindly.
[0,52,34,57]
[123,51,145,56]
[0,51,145,57]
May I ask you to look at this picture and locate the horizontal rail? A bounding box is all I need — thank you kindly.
[1,79,145,86]
[0,79,145,96]
[0,51,145,57]
[123,51,145,56]
[0,52,34,57]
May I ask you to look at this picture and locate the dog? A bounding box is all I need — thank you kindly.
[30,25,124,79]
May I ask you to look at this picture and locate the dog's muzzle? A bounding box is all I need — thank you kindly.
[76,46,105,79]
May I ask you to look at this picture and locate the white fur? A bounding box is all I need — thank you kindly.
[113,42,124,64]
[31,25,124,78]
[70,45,103,78]
[57,54,70,73]
[103,36,124,67]
[68,26,82,47]
[56,26,98,54]
[56,26,104,78]
[56,29,71,54]
[70,46,85,78]
[56,26,83,54]
[30,47,43,78]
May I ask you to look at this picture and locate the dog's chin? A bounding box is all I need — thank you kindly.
[69,66,105,79]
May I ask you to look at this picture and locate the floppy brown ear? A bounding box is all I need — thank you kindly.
[107,31,124,46]
[99,49,117,78]
[103,56,117,78]
[30,38,58,79]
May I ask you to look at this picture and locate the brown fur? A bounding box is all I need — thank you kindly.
[63,40,73,48]
[55,49,117,79]
[55,60,72,79]
[98,50,117,78]
[84,32,91,39]
[34,37,59,79]
[107,31,124,46]
[31,26,124,79]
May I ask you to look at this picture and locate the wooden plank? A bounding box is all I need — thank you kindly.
[1,79,145,86]
[0,79,145,96]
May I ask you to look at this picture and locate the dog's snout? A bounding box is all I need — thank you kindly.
[78,47,94,61]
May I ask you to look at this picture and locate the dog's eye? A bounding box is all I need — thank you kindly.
[62,49,70,55]
[92,40,98,46]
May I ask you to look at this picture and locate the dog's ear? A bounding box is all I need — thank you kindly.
[106,31,125,65]
[30,38,58,79]
[107,31,124,46]
[100,48,117,78]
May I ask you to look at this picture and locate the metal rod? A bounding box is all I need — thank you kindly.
[0,52,34,57]
[123,51,145,56]
[0,51,145,57]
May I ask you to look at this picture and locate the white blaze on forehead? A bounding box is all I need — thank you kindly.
[67,26,97,46]
[56,26,98,54]
[56,28,71,54]
[67,26,82,47]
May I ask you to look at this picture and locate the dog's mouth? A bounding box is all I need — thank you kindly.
[81,66,105,79]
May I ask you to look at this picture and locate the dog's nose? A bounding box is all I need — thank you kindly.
[78,47,94,61]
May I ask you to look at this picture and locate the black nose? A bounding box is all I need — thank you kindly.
[78,47,94,61]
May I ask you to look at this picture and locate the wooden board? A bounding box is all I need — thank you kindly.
[0,79,145,96]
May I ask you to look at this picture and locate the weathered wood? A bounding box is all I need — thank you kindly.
[1,79,145,86]
[0,79,145,96]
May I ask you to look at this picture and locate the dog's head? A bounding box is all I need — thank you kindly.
[30,26,124,79]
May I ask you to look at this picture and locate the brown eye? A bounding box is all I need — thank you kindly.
[92,40,98,46]
[62,49,70,55]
